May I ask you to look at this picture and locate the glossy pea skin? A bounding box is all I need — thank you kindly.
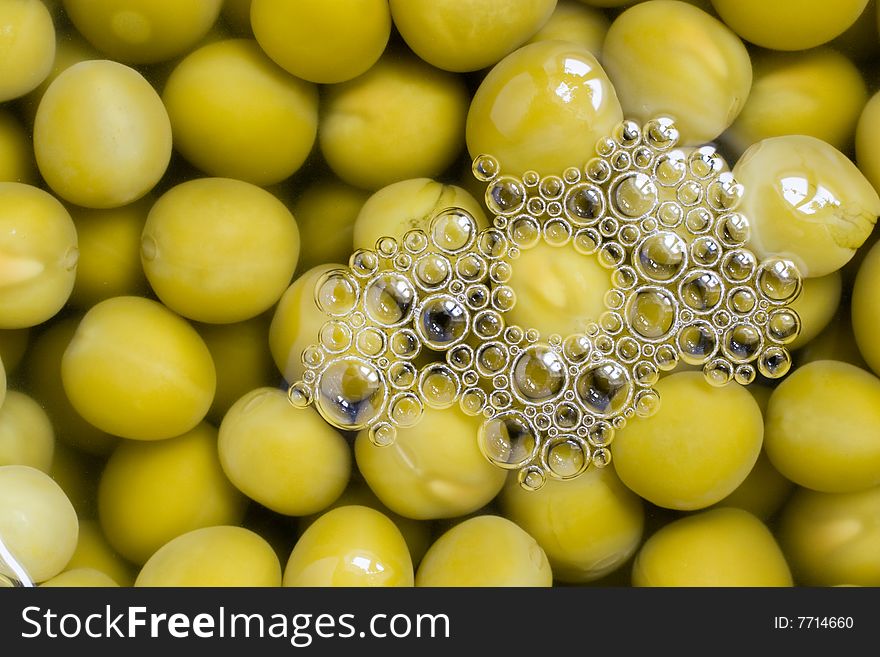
[353,178,488,250]
[283,505,413,587]
[466,40,622,177]
[734,135,880,277]
[603,1,752,145]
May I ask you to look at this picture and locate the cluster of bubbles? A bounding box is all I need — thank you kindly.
[288,117,803,490]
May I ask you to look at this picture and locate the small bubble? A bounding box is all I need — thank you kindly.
[472,154,500,182]
[364,273,416,326]
[486,177,527,216]
[287,381,312,408]
[478,412,539,469]
[375,236,398,258]
[757,346,791,378]
[518,466,547,491]
[679,270,724,313]
[432,208,477,252]
[543,218,572,246]
[611,173,658,219]
[676,179,703,206]
[403,229,429,254]
[544,436,589,479]
[573,228,602,255]
[703,358,734,387]
[766,309,801,345]
[418,363,460,409]
[635,389,661,418]
[677,321,718,365]
[757,259,802,303]
[585,157,612,183]
[508,215,541,249]
[390,393,423,428]
[576,361,632,417]
[369,422,396,447]
[539,175,564,200]
[349,249,379,277]
[634,231,688,283]
[460,388,487,415]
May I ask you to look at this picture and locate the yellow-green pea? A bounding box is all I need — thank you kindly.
[320,53,469,190]
[62,0,222,64]
[67,197,151,308]
[505,241,611,338]
[24,316,118,456]
[35,60,171,209]
[500,465,643,583]
[613,371,763,510]
[0,0,55,102]
[0,390,54,472]
[136,525,280,587]
[734,135,880,277]
[62,296,216,441]
[713,451,794,521]
[163,39,317,186]
[268,264,337,384]
[299,480,432,566]
[355,406,507,520]
[196,318,275,423]
[353,178,489,250]
[66,519,134,587]
[389,0,556,73]
[0,182,77,329]
[724,48,867,157]
[0,328,28,375]
[856,91,880,196]
[142,178,300,323]
[779,485,880,586]
[0,465,78,583]
[251,0,390,83]
[49,442,100,517]
[283,505,413,587]
[466,40,622,177]
[710,0,868,51]
[765,360,880,493]
[99,422,247,565]
[416,515,552,587]
[18,30,100,125]
[41,568,119,587]
[797,316,869,371]
[603,1,751,145]
[0,110,37,184]
[789,271,842,350]
[221,0,252,35]
[853,238,880,374]
[219,387,350,516]
[632,507,792,586]
[526,0,609,55]
[293,181,369,271]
